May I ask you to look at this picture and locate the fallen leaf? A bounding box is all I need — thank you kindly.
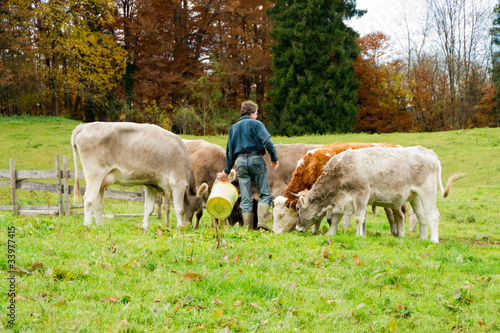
[353,254,362,266]
[249,302,262,309]
[213,298,224,305]
[232,254,241,263]
[289,281,297,289]
[320,246,329,259]
[101,297,118,304]
[388,320,398,332]
[221,254,229,262]
[173,302,183,314]
[210,308,223,319]
[117,319,129,330]
[233,300,244,307]
[396,303,407,310]
[340,243,346,248]
[184,272,203,282]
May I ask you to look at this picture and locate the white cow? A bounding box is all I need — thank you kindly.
[295,146,459,243]
[71,122,208,229]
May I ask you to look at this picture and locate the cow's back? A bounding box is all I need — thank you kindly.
[285,142,399,206]
[184,139,226,192]
[311,146,439,202]
[263,143,323,197]
[75,122,194,187]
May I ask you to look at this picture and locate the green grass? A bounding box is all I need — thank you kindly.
[0,115,499,332]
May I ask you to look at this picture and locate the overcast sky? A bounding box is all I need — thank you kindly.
[347,0,426,50]
[347,0,495,60]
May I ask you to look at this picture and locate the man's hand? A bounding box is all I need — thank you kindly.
[271,160,279,170]
[219,171,229,181]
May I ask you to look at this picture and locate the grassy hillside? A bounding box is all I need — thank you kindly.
[0,116,499,332]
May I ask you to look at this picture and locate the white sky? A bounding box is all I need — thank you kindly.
[347,0,496,62]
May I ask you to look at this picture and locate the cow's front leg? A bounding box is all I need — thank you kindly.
[392,207,405,238]
[354,208,368,237]
[326,213,343,236]
[142,186,157,230]
[311,220,322,235]
[342,214,351,228]
[384,207,397,236]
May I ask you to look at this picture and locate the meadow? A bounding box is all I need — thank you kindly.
[0,115,499,332]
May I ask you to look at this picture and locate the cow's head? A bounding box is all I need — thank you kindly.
[295,191,326,233]
[181,182,209,227]
[272,196,298,234]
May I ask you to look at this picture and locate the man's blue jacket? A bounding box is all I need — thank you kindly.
[223,116,278,174]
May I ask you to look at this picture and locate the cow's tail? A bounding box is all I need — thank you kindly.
[437,160,463,198]
[71,125,83,204]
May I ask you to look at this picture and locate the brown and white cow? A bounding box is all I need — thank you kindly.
[273,142,401,235]
[227,143,324,228]
[71,122,208,229]
[295,146,459,243]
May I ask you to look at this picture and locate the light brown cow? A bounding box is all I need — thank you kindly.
[296,146,460,243]
[273,142,401,234]
[163,139,237,229]
[71,122,208,229]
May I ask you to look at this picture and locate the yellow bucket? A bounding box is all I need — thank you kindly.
[206,181,238,219]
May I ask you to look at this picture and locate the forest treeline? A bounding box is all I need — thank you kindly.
[0,0,499,135]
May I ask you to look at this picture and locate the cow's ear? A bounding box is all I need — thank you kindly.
[197,183,209,197]
[229,169,236,182]
[299,196,307,207]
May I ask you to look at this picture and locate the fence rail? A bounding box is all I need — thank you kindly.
[0,156,153,217]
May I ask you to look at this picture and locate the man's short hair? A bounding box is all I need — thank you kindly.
[241,101,258,116]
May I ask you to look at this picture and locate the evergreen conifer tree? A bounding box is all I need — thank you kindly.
[266,0,364,136]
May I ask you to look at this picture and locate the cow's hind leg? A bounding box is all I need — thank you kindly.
[82,176,107,226]
[410,197,431,241]
[94,187,106,226]
[384,208,397,236]
[409,207,418,232]
[142,186,157,230]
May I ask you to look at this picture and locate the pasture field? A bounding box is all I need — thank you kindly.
[0,115,499,332]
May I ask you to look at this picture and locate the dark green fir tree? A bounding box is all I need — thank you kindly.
[266,0,365,136]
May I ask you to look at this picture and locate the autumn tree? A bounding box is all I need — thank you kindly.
[354,32,412,133]
[0,1,47,115]
[491,0,500,126]
[266,0,364,136]
[425,0,493,128]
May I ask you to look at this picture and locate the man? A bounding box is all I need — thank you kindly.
[220,101,279,231]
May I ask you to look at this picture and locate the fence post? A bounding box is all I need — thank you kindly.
[9,158,18,215]
[55,155,63,216]
[63,155,69,215]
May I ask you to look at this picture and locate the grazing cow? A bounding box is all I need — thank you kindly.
[273,142,401,235]
[295,146,459,243]
[161,139,227,228]
[227,143,324,228]
[71,122,208,229]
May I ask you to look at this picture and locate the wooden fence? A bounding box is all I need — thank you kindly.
[0,155,155,217]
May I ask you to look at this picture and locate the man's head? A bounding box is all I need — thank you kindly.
[241,100,258,117]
